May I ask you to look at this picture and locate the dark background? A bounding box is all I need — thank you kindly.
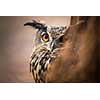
[0,16,70,82]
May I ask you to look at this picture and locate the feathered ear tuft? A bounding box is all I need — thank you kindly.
[24,19,47,31]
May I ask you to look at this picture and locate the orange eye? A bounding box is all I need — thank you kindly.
[42,33,49,42]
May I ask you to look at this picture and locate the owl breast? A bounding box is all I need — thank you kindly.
[30,46,52,82]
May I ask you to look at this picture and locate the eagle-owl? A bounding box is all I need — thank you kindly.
[24,20,67,82]
[24,18,98,83]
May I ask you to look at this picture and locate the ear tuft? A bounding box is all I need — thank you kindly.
[24,19,47,31]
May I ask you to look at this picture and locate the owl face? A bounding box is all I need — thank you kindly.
[33,29,53,51]
[33,26,67,51]
[24,20,67,82]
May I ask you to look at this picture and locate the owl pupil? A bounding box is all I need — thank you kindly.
[44,34,48,39]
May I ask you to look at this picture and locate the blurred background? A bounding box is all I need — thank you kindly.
[0,16,70,82]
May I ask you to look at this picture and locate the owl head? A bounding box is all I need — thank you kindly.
[24,19,67,82]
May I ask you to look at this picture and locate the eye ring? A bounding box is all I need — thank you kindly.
[41,32,49,42]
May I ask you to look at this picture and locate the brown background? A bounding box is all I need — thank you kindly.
[0,16,70,82]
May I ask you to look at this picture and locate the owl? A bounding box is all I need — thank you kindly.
[24,17,99,83]
[24,20,67,82]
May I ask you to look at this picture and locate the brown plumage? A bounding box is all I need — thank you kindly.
[25,17,99,83]
[46,17,99,82]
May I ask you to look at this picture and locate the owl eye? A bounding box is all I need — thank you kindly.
[41,32,49,42]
